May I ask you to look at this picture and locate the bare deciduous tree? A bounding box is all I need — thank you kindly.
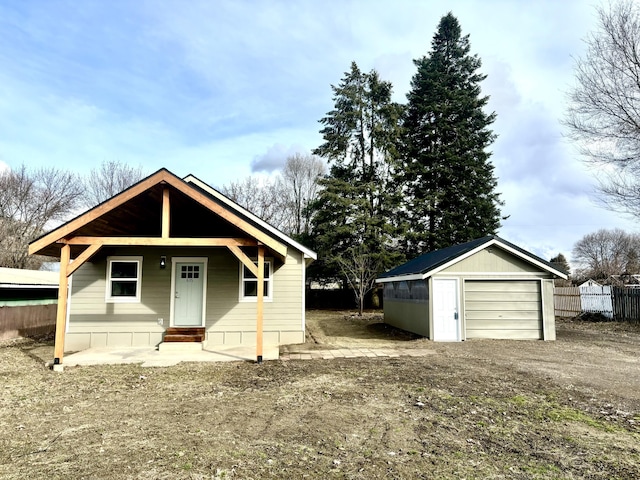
[0,165,84,269]
[221,176,289,230]
[565,0,640,216]
[281,153,326,237]
[221,153,325,236]
[335,245,382,316]
[572,228,640,280]
[84,160,146,208]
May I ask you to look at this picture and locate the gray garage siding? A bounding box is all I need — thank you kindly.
[465,280,542,339]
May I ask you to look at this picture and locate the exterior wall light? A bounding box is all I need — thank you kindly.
[160,256,167,269]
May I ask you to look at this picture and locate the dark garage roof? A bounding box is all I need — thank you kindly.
[378,235,568,280]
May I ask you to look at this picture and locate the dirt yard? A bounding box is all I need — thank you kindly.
[1,311,639,479]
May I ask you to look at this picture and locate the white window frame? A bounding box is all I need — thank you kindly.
[105,256,143,303]
[239,259,273,302]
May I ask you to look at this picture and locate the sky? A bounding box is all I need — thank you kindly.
[0,0,636,266]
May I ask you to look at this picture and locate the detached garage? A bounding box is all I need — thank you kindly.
[377,236,567,341]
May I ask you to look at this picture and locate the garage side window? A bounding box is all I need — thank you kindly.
[397,281,410,299]
[410,280,428,301]
[106,256,143,303]
[384,280,428,302]
[383,283,394,299]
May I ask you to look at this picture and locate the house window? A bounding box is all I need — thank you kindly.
[106,256,142,303]
[240,261,272,301]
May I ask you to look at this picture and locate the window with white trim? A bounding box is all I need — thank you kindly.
[106,256,142,303]
[240,260,272,301]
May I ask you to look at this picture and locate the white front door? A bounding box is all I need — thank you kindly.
[173,261,205,326]
[433,278,460,341]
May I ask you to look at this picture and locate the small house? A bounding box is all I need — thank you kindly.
[376,236,567,341]
[579,279,602,288]
[28,169,316,366]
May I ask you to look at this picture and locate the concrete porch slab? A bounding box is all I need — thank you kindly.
[158,341,204,352]
[62,344,279,368]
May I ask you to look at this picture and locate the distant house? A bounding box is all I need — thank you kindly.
[605,275,640,288]
[28,169,316,367]
[578,280,613,319]
[377,236,567,341]
[0,267,58,340]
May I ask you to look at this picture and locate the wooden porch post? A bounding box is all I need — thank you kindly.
[257,246,264,363]
[162,187,170,238]
[53,244,71,369]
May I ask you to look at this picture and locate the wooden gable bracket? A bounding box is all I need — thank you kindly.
[227,245,259,277]
[226,244,265,363]
[164,176,287,261]
[30,171,171,256]
[28,170,289,261]
[226,244,266,363]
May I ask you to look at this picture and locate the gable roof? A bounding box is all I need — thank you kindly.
[376,235,568,282]
[29,168,316,261]
[183,174,316,260]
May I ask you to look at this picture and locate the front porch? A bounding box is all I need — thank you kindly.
[28,170,288,370]
[59,343,280,368]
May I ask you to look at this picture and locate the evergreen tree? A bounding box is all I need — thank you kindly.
[399,12,502,256]
[309,62,402,311]
[550,253,571,276]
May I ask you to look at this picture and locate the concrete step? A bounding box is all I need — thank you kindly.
[158,341,204,353]
[163,334,205,342]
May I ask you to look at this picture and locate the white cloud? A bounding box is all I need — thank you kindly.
[250,144,311,173]
[0,0,635,263]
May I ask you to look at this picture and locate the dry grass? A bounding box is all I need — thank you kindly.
[1,313,639,479]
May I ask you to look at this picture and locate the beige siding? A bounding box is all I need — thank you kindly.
[67,246,305,351]
[464,280,542,340]
[205,248,304,345]
[67,249,168,350]
[70,250,171,316]
[542,279,556,341]
[443,248,546,274]
[383,300,430,337]
[384,246,556,341]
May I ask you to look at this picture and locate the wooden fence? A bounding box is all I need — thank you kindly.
[0,303,57,340]
[554,286,640,323]
[554,287,581,317]
[611,287,640,323]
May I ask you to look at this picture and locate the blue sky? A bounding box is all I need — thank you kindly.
[0,0,634,264]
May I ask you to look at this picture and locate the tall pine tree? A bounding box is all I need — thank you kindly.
[309,62,402,312]
[399,13,502,256]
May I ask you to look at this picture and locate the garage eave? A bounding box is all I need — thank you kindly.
[375,273,424,283]
[378,236,569,282]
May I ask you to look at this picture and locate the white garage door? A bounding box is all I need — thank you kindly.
[464,280,542,339]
